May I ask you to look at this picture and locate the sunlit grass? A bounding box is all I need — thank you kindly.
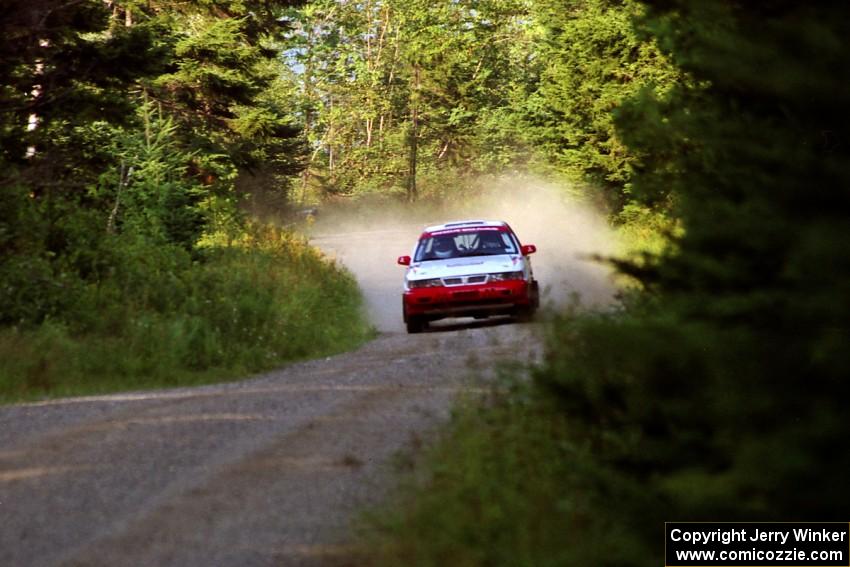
[0,224,373,403]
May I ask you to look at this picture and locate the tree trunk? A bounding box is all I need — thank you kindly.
[328,96,335,184]
[25,39,49,158]
[107,162,132,234]
[406,65,420,202]
[300,26,316,205]
[366,117,372,148]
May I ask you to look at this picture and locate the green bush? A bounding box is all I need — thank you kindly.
[365,374,662,567]
[0,225,372,403]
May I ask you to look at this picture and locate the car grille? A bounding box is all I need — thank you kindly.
[441,274,488,286]
[452,290,479,299]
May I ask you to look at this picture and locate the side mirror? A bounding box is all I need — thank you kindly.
[397,255,411,266]
[521,244,537,256]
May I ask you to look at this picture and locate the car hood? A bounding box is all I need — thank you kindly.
[407,254,522,280]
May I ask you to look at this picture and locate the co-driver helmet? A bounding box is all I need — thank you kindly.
[433,237,455,259]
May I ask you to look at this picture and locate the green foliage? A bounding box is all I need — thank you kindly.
[364,1,850,565]
[578,0,850,525]
[0,0,301,245]
[0,0,373,403]
[284,0,678,211]
[286,0,538,198]
[555,0,850,556]
[90,101,206,248]
[0,225,372,402]
[615,202,679,266]
[524,0,680,207]
[1,0,158,162]
[366,385,580,567]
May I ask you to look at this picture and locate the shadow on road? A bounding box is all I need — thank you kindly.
[423,316,522,334]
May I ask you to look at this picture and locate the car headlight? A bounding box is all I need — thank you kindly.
[409,278,443,288]
[488,271,525,282]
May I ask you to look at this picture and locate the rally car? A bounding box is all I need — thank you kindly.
[397,220,540,333]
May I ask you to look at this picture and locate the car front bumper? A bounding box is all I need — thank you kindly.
[403,280,532,320]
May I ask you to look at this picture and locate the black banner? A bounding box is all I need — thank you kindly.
[665,522,849,566]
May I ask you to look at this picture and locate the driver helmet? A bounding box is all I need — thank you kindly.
[433,237,455,259]
[479,232,504,250]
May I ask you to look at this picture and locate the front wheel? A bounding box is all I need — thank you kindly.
[403,299,427,333]
[530,279,540,309]
[406,316,428,334]
[517,280,540,323]
[516,306,536,323]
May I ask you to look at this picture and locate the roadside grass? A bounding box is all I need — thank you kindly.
[361,325,659,567]
[0,225,373,403]
[362,379,612,567]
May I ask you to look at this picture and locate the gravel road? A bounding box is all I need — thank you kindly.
[0,321,541,567]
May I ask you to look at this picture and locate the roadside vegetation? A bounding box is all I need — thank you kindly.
[0,225,371,402]
[280,0,679,208]
[0,0,371,402]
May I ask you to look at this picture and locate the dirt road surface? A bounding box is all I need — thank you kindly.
[0,321,540,567]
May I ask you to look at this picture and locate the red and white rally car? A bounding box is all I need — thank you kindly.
[397,220,540,333]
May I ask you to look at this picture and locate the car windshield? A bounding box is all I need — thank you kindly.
[414,229,518,262]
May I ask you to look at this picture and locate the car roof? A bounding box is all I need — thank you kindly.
[422,220,508,234]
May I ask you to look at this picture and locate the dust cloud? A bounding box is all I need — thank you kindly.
[309,176,619,333]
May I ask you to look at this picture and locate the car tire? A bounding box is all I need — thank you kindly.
[516,306,535,323]
[517,281,540,323]
[530,279,540,309]
[406,316,427,334]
